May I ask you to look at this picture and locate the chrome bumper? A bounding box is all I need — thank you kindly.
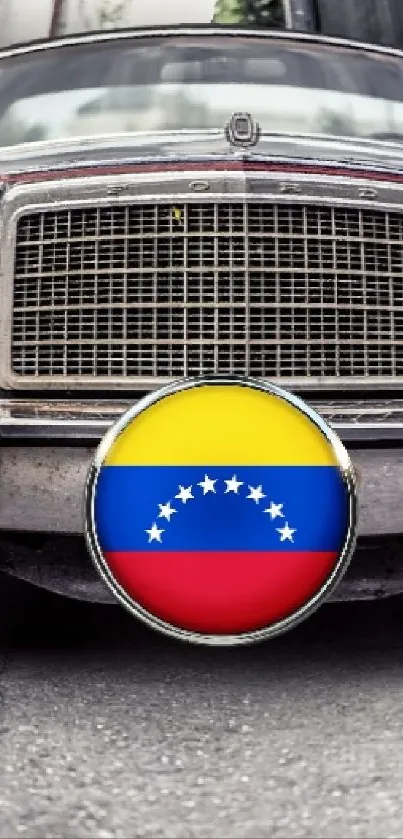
[2,398,403,536]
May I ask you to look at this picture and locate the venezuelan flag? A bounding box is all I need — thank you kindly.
[93,384,351,635]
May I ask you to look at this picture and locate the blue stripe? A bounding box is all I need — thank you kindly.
[93,465,349,552]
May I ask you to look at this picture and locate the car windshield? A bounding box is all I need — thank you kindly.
[1,35,403,146]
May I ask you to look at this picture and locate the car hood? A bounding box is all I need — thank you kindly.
[0,130,403,179]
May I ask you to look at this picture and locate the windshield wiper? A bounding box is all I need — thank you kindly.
[367,132,403,144]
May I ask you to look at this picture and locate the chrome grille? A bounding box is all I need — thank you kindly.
[11,201,403,383]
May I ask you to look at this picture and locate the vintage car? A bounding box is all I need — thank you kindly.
[3,0,403,614]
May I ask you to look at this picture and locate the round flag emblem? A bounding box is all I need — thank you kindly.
[85,377,357,645]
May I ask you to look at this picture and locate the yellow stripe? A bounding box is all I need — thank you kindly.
[104,384,338,467]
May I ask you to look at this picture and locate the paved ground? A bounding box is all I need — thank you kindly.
[1,578,403,838]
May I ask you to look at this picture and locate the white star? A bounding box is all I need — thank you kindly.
[224,474,244,494]
[276,522,297,543]
[264,502,284,520]
[158,501,177,522]
[175,485,194,504]
[198,474,217,495]
[145,522,164,543]
[247,485,266,504]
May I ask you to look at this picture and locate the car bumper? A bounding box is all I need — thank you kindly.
[1,445,403,536]
[2,397,403,537]
[2,397,403,605]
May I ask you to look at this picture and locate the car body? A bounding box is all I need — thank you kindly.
[2,0,403,606]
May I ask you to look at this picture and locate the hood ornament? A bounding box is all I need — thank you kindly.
[225,113,261,148]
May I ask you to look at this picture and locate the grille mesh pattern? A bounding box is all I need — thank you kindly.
[11,202,403,381]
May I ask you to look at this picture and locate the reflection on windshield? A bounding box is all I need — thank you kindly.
[1,36,403,146]
[2,84,402,143]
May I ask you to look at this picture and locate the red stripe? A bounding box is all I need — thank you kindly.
[4,160,401,185]
[105,550,339,634]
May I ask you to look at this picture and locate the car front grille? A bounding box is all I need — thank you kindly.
[11,201,403,384]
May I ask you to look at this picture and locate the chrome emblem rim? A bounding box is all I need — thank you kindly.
[225,112,261,147]
[84,375,358,647]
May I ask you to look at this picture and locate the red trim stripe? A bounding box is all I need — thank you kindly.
[3,159,403,186]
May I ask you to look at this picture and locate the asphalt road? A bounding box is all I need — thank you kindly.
[2,579,403,839]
